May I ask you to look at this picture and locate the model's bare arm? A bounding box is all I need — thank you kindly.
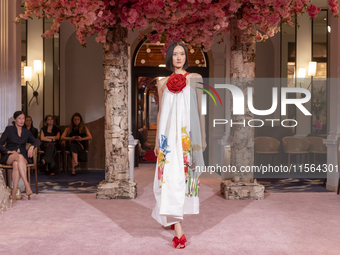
[154,77,168,156]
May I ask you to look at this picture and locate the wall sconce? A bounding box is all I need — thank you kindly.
[307,61,317,91]
[25,60,42,106]
[297,68,306,82]
[24,66,32,82]
[297,68,306,98]
[308,61,316,77]
[34,60,42,74]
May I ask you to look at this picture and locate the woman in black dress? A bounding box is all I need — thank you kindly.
[0,111,40,203]
[40,115,61,175]
[61,113,92,175]
[24,116,38,139]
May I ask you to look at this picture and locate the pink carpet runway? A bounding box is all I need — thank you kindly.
[1,164,340,255]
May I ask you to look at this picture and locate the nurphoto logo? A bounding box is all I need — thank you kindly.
[200,84,312,128]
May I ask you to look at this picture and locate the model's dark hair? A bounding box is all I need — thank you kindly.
[12,111,25,125]
[13,111,24,120]
[165,41,188,71]
[67,112,86,135]
[44,115,54,125]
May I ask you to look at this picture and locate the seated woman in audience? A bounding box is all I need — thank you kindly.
[24,116,38,139]
[137,140,146,161]
[61,113,92,176]
[137,127,151,150]
[40,115,61,175]
[0,111,40,203]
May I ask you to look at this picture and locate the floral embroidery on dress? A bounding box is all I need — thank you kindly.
[157,134,170,187]
[181,126,201,197]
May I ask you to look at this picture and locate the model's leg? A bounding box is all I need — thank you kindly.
[71,157,76,174]
[72,152,78,165]
[40,145,46,165]
[71,152,78,174]
[11,162,20,202]
[6,154,21,202]
[174,222,185,248]
[47,163,53,175]
[17,155,32,194]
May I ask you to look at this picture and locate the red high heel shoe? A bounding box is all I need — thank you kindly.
[172,234,187,249]
[171,224,174,230]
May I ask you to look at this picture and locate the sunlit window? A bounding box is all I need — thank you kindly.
[134,41,207,67]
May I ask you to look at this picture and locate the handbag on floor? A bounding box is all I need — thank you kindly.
[7,188,22,200]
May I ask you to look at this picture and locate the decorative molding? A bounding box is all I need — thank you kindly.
[0,0,9,131]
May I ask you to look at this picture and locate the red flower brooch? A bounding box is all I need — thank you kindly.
[166,73,188,93]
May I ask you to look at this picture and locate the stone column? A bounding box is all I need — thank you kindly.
[0,167,11,214]
[219,33,232,180]
[127,44,138,180]
[212,36,227,168]
[324,14,340,192]
[220,18,264,200]
[0,0,21,133]
[96,25,137,199]
[295,12,312,138]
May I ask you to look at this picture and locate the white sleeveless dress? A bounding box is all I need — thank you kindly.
[151,72,205,227]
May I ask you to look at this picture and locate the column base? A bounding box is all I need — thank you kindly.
[220,180,264,200]
[0,168,12,214]
[326,182,337,192]
[96,180,137,199]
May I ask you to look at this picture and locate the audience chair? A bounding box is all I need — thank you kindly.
[0,145,38,200]
[306,137,327,165]
[254,137,280,166]
[282,137,310,170]
[38,149,64,174]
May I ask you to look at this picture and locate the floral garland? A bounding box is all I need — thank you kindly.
[17,0,339,53]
